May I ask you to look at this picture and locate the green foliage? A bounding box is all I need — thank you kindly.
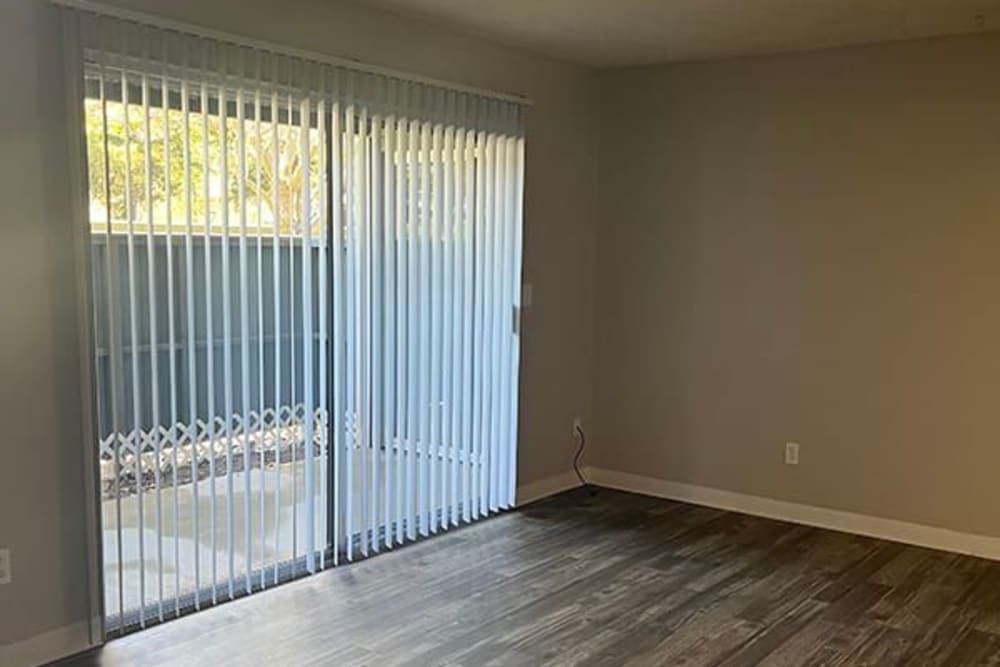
[85,96,323,236]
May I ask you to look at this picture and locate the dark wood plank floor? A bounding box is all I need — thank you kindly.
[57,487,1000,666]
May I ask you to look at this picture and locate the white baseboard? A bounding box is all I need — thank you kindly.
[0,620,93,667]
[585,467,1000,562]
[516,470,582,506]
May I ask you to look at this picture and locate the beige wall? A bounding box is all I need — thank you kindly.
[0,0,93,658]
[594,33,1000,538]
[0,0,600,657]
[8,0,1000,660]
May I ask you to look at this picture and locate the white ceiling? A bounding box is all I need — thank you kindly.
[351,0,1000,67]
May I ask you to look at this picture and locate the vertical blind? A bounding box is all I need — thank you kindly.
[67,5,526,632]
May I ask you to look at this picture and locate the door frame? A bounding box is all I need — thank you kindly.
[62,8,108,648]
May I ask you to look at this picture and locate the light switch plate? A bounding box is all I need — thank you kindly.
[0,548,10,585]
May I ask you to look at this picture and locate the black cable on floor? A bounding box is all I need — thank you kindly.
[573,423,587,486]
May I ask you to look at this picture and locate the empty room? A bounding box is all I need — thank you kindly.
[4,0,1000,665]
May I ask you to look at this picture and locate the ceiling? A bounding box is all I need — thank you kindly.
[351,0,1000,68]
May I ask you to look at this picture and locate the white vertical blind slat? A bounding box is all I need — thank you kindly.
[217,56,237,601]
[485,121,500,515]
[497,128,514,510]
[428,90,441,535]
[199,45,219,607]
[459,104,474,524]
[382,81,397,549]
[443,90,457,528]
[489,109,506,513]
[317,70,329,572]
[478,111,491,516]
[287,87,299,574]
[269,60,283,585]
[254,55,267,587]
[118,43,147,624]
[160,40,180,614]
[393,84,409,544]
[417,101,431,537]
[96,60,128,622]
[344,70,357,561]
[179,54,201,610]
[236,60,252,596]
[360,97,373,557]
[370,85,384,554]
[510,127,525,505]
[160,37,181,616]
[405,85,419,541]
[506,116,524,507]
[138,52,165,622]
[470,114,482,518]
[300,91,316,574]
[330,69,345,566]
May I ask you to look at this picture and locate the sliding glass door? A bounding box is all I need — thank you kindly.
[85,54,330,629]
[69,6,525,636]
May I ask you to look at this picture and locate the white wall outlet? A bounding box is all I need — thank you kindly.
[572,417,583,436]
[0,548,10,585]
[785,442,800,466]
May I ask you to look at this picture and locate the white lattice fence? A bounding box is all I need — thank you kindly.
[99,404,325,499]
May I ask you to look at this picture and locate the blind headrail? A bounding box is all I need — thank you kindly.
[51,0,534,107]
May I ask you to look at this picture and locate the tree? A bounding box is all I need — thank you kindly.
[85,95,323,237]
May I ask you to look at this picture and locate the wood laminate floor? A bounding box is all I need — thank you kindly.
[57,487,1000,666]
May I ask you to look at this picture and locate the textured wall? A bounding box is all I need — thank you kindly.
[595,32,1000,537]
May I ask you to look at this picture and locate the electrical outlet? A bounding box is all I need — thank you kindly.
[785,442,800,466]
[0,548,10,585]
[573,417,583,435]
